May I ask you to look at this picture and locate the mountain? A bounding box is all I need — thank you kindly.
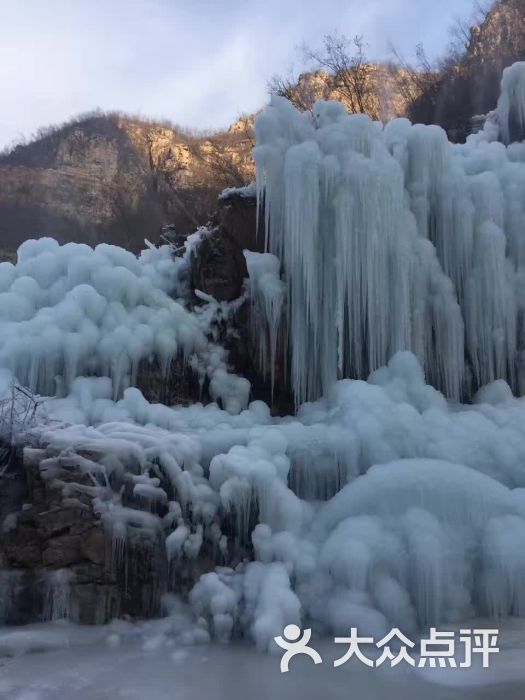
[406,0,525,140]
[0,63,416,255]
[0,112,254,254]
[1,0,523,253]
[275,64,412,121]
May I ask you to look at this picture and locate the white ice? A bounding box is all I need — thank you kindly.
[254,63,525,405]
[3,64,525,685]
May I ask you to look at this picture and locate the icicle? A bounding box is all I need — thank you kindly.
[496,62,525,145]
[42,569,73,621]
[254,64,525,403]
[244,251,285,394]
[108,519,128,586]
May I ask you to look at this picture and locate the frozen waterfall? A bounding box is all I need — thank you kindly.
[254,61,525,405]
[5,63,525,655]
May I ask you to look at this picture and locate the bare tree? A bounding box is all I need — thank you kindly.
[202,139,249,189]
[268,33,378,118]
[389,43,443,125]
[303,34,375,116]
[268,71,319,112]
[0,381,39,472]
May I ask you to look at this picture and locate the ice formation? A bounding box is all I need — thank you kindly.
[244,251,285,391]
[2,349,523,649]
[253,62,525,405]
[495,61,525,145]
[42,569,73,622]
[3,62,525,653]
[0,237,249,412]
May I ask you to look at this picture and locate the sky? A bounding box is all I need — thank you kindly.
[0,0,477,149]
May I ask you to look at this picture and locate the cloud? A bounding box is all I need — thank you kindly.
[0,0,476,148]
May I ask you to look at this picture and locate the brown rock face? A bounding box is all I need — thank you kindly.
[0,444,166,625]
[217,191,264,253]
[285,66,413,122]
[404,0,525,141]
[0,113,254,254]
[190,228,248,302]
[188,191,293,414]
[0,62,415,257]
[189,190,264,302]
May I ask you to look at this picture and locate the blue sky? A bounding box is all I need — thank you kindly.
[0,0,477,148]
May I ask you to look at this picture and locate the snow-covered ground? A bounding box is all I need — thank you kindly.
[1,620,525,700]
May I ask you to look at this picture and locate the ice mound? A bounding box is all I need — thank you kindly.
[192,460,525,648]
[0,237,249,412]
[9,351,521,647]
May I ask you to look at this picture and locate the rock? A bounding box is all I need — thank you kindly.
[0,570,43,624]
[216,190,263,253]
[70,583,120,625]
[0,113,254,253]
[42,534,82,567]
[187,190,293,414]
[3,524,42,568]
[35,506,91,538]
[80,528,106,566]
[0,448,27,524]
[190,226,247,301]
[136,355,201,406]
[70,562,108,584]
[1,439,173,625]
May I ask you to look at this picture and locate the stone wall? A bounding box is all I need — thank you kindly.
[0,443,165,625]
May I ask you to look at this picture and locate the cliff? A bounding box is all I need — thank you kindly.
[407,0,525,140]
[0,113,254,253]
[280,64,413,121]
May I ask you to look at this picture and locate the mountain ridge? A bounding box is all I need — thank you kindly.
[1,0,524,253]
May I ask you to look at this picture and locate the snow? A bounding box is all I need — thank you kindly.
[1,619,525,699]
[219,181,257,200]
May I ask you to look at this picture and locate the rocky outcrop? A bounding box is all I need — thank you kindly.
[405,0,525,141]
[468,0,525,66]
[0,442,173,625]
[286,66,413,122]
[0,63,414,255]
[189,191,293,414]
[0,113,254,253]
[457,0,525,120]
[190,190,264,302]
[190,228,248,302]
